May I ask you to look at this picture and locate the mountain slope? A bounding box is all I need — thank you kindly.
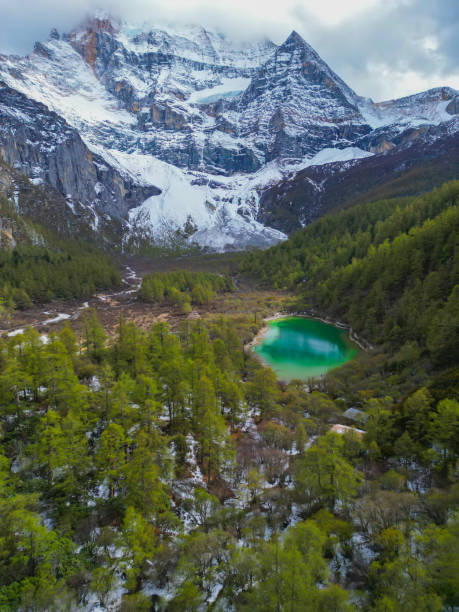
[0,82,159,227]
[0,156,126,246]
[259,123,459,232]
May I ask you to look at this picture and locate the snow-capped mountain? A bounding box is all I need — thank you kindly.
[0,13,457,250]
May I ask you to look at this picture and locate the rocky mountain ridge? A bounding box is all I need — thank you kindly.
[0,14,457,249]
[259,124,459,232]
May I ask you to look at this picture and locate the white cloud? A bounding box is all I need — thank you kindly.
[0,0,457,100]
[292,0,382,26]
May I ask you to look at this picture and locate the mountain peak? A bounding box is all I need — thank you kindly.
[92,8,117,22]
[75,11,120,36]
[278,29,322,63]
[285,30,305,45]
[264,29,360,108]
[49,28,60,41]
[1,18,456,250]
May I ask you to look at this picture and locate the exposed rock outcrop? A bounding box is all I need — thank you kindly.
[0,82,159,220]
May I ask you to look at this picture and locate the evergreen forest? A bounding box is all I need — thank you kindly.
[0,182,457,611]
[139,271,235,313]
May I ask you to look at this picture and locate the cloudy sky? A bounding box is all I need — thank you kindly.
[0,0,457,100]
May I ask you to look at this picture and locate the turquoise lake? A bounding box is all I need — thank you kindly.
[253,316,358,381]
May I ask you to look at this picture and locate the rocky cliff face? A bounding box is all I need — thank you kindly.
[0,156,128,248]
[235,31,371,160]
[0,82,159,222]
[0,14,457,249]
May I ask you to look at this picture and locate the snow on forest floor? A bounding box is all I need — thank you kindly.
[185,433,206,487]
[7,328,24,336]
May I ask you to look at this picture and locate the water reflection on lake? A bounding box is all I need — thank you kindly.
[253,317,358,381]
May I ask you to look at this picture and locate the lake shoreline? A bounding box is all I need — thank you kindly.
[298,310,374,353]
[245,312,373,355]
[245,312,374,382]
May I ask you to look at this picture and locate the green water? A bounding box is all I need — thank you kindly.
[253,317,358,381]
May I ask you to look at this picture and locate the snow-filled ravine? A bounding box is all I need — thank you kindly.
[102,145,373,251]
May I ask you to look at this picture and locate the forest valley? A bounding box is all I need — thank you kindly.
[0,182,458,611]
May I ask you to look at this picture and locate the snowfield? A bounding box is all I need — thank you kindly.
[187,77,251,104]
[96,145,372,250]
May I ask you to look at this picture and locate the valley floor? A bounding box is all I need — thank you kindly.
[1,253,293,340]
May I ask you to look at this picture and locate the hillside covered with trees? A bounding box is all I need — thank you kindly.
[0,197,121,311]
[0,245,121,310]
[242,181,459,363]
